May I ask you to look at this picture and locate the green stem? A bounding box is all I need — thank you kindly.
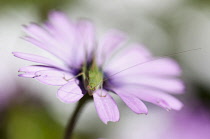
[63,95,90,139]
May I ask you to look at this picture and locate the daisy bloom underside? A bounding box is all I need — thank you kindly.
[13,11,184,124]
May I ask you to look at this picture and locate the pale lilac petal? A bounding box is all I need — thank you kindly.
[120,86,183,111]
[100,31,126,56]
[57,81,83,103]
[141,91,183,111]
[35,70,74,86]
[18,65,57,78]
[135,58,181,76]
[47,12,87,68]
[106,58,181,78]
[23,23,52,42]
[18,66,73,85]
[18,73,36,78]
[105,48,184,94]
[114,89,148,114]
[23,24,69,62]
[47,12,79,55]
[96,31,127,65]
[47,11,77,54]
[77,20,96,60]
[93,90,120,124]
[13,52,66,70]
[111,75,184,94]
[24,12,84,68]
[23,36,71,65]
[103,44,151,74]
[19,65,55,72]
[48,11,75,37]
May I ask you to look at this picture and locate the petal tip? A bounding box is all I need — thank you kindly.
[12,52,17,56]
[103,118,120,124]
[18,74,24,77]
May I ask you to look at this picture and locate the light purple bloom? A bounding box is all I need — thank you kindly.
[13,11,184,124]
[162,107,210,139]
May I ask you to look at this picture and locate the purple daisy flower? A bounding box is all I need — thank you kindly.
[162,107,210,139]
[13,11,184,124]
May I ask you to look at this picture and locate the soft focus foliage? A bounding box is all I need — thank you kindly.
[0,0,75,20]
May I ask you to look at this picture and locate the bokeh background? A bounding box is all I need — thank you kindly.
[0,0,210,139]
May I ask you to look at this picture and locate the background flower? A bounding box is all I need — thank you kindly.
[163,108,210,139]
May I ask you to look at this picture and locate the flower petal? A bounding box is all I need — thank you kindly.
[23,23,52,43]
[23,36,72,65]
[106,58,181,78]
[13,52,66,70]
[121,86,183,111]
[93,90,120,124]
[103,44,151,74]
[48,11,74,37]
[135,58,181,76]
[19,65,57,72]
[77,20,96,60]
[96,31,126,65]
[35,70,74,86]
[57,81,83,103]
[111,75,184,94]
[23,12,84,68]
[113,88,148,114]
[18,73,36,78]
[141,91,183,111]
[18,65,56,78]
[23,23,70,62]
[106,49,184,94]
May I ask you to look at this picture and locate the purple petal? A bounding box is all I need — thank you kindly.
[93,90,120,124]
[23,12,84,68]
[18,66,74,86]
[35,70,74,86]
[18,65,55,78]
[57,81,83,103]
[106,58,181,77]
[48,11,74,37]
[18,73,36,78]
[121,86,183,111]
[23,23,52,42]
[19,65,55,72]
[104,44,181,77]
[47,12,86,68]
[135,58,181,76]
[113,88,148,114]
[77,20,96,60]
[111,76,184,94]
[96,31,126,65]
[47,11,77,52]
[23,24,69,62]
[105,46,184,94]
[13,52,66,70]
[103,44,151,74]
[23,36,72,65]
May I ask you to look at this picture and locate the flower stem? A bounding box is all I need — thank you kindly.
[64,95,90,139]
